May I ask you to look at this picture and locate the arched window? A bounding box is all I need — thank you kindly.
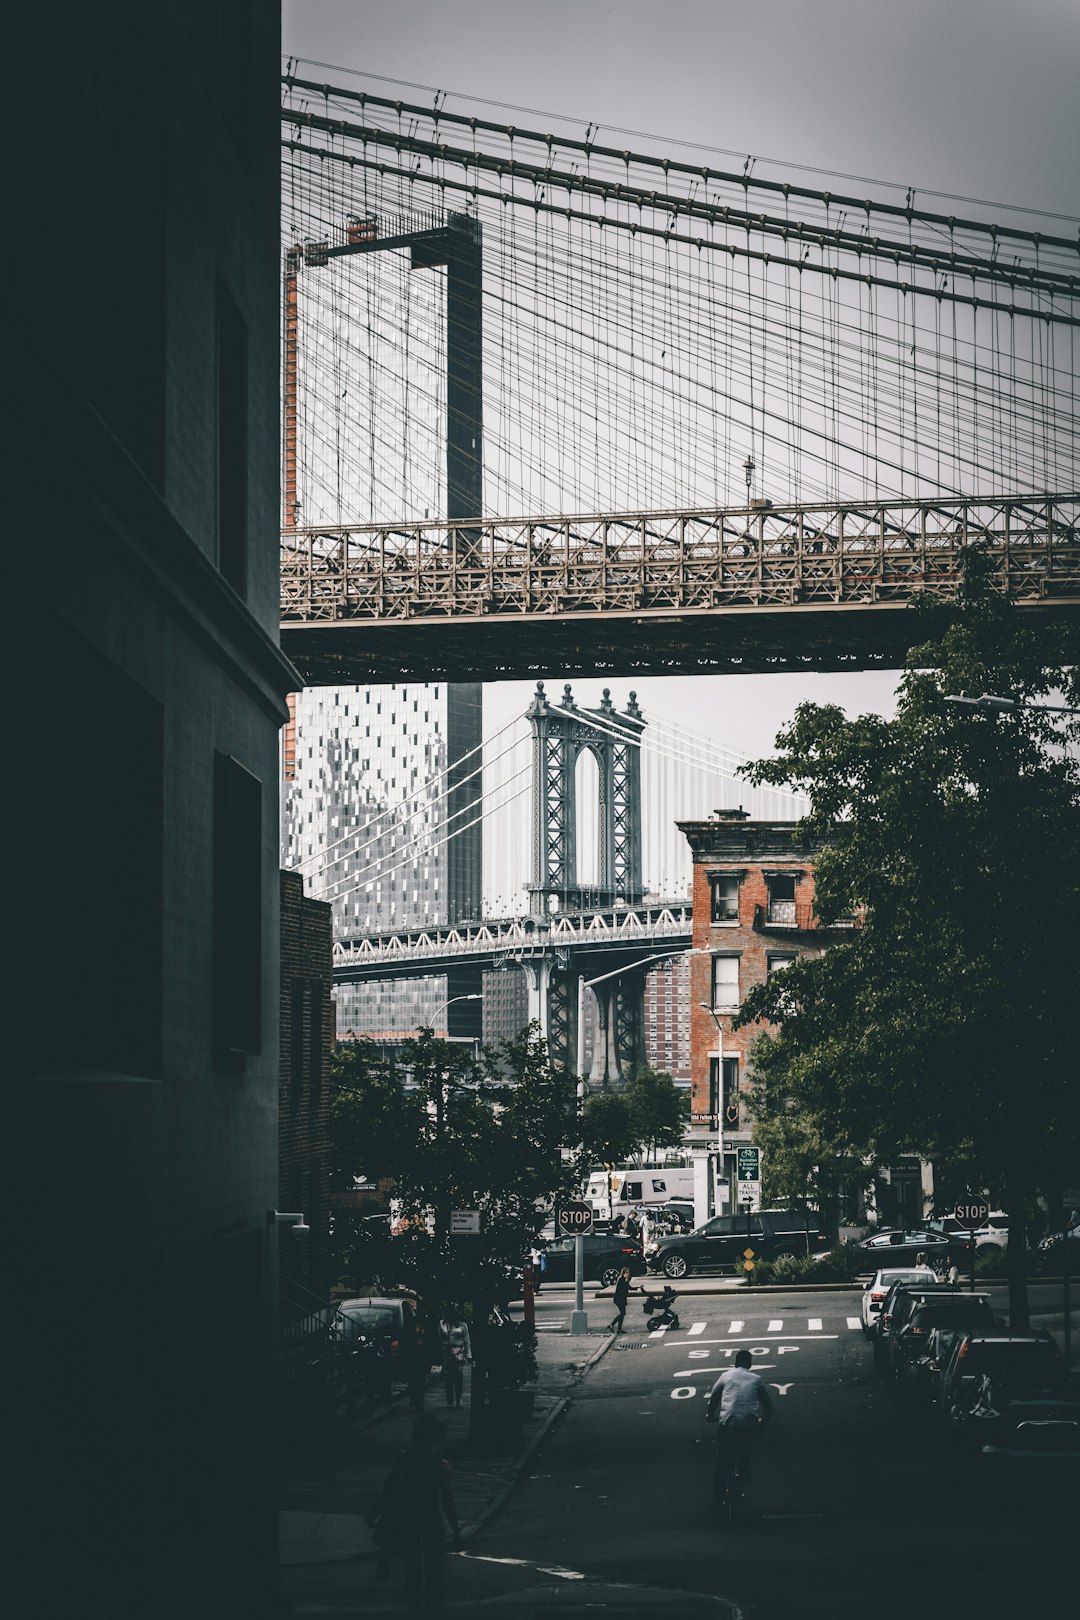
[575,745,601,889]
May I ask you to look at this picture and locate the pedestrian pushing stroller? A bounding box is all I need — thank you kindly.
[641,1284,680,1332]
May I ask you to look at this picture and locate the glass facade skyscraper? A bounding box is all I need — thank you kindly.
[281,679,483,1039]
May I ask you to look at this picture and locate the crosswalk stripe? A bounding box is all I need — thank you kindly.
[689,1322,706,1336]
[808,1318,823,1331]
[846,1317,861,1330]
[728,1320,745,1333]
[767,1319,783,1332]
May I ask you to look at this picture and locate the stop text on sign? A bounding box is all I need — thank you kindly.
[953,1198,991,1226]
[556,1201,594,1235]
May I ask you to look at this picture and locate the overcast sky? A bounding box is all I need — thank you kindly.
[282,0,1079,757]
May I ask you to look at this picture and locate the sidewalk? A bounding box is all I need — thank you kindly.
[280,1321,613,1590]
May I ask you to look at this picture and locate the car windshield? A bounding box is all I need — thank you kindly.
[338,1306,396,1334]
[880,1269,935,1285]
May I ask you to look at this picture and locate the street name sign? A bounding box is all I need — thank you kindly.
[736,1147,761,1182]
[556,1201,594,1236]
[954,1197,990,1227]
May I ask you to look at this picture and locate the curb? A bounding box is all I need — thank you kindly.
[459,1330,615,1540]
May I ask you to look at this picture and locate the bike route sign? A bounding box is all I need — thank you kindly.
[556,1201,594,1236]
[736,1147,761,1182]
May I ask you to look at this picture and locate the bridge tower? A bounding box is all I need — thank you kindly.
[524,681,647,1088]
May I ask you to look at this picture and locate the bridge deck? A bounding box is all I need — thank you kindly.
[281,495,1080,683]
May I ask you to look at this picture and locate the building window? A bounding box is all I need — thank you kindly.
[768,953,797,974]
[213,753,262,1064]
[767,873,797,924]
[711,954,740,1011]
[37,630,164,1077]
[709,873,740,924]
[723,1059,740,1130]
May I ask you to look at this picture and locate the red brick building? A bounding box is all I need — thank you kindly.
[677,810,834,1219]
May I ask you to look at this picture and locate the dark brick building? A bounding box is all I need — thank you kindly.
[280,871,334,1300]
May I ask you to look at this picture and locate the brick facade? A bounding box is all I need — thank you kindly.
[280,870,335,1298]
[678,811,834,1210]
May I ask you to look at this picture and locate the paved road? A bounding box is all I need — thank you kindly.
[447,1285,1076,1620]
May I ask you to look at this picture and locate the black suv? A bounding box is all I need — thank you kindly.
[645,1209,830,1278]
[872,1281,977,1373]
[541,1233,646,1287]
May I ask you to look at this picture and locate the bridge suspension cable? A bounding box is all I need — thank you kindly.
[281,75,1077,537]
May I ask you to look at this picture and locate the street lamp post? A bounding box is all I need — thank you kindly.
[571,949,696,1335]
[945,694,1080,717]
[419,993,483,1248]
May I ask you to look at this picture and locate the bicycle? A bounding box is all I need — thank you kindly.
[714,1453,745,1525]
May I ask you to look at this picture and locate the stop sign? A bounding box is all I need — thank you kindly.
[556,1201,594,1236]
[954,1197,991,1227]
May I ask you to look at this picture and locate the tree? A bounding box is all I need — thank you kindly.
[326,1023,582,1381]
[624,1067,691,1161]
[734,549,1080,1328]
[580,1067,690,1166]
[580,1092,638,1167]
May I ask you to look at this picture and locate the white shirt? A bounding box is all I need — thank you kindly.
[707,1366,773,1427]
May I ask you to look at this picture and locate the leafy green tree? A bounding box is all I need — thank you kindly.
[580,1092,638,1167]
[624,1066,691,1161]
[735,550,1080,1328]
[580,1067,690,1166]
[326,1023,582,1408]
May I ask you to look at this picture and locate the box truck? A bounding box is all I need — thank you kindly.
[583,1167,694,1218]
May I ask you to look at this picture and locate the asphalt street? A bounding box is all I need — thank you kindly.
[438,1283,1077,1620]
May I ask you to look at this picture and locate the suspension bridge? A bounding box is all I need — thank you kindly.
[279,74,1079,683]
[277,71,1079,1067]
[309,679,809,1083]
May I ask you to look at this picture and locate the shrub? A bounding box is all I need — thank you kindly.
[974,1245,1009,1279]
[813,1244,874,1282]
[753,1253,819,1286]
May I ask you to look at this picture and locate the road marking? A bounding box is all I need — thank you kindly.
[808,1318,823,1331]
[458,1555,586,1580]
[767,1319,783,1332]
[651,1334,836,1347]
[728,1320,745,1333]
[674,1366,776,1376]
[689,1322,706,1335]
[846,1317,861,1330]
[770,1383,793,1396]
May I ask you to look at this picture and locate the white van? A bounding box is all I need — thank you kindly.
[584,1167,694,1217]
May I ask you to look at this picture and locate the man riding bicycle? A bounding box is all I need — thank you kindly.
[705,1348,773,1507]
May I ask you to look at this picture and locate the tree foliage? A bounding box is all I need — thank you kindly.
[581,1067,690,1165]
[734,550,1080,1324]
[327,1024,582,1312]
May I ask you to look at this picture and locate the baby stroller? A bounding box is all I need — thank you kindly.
[641,1284,680,1332]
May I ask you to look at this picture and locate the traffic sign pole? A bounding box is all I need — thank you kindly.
[571,1233,587,1335]
[557,1201,593,1335]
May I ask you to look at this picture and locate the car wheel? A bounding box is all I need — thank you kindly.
[663,1253,689,1280]
[597,1265,620,1289]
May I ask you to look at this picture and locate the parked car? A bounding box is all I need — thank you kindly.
[871,1281,982,1374]
[939,1331,1080,1455]
[645,1209,830,1278]
[860,1267,936,1334]
[332,1295,419,1392]
[888,1292,998,1386]
[902,1324,964,1405]
[854,1227,971,1269]
[928,1212,1012,1253]
[541,1233,646,1287]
